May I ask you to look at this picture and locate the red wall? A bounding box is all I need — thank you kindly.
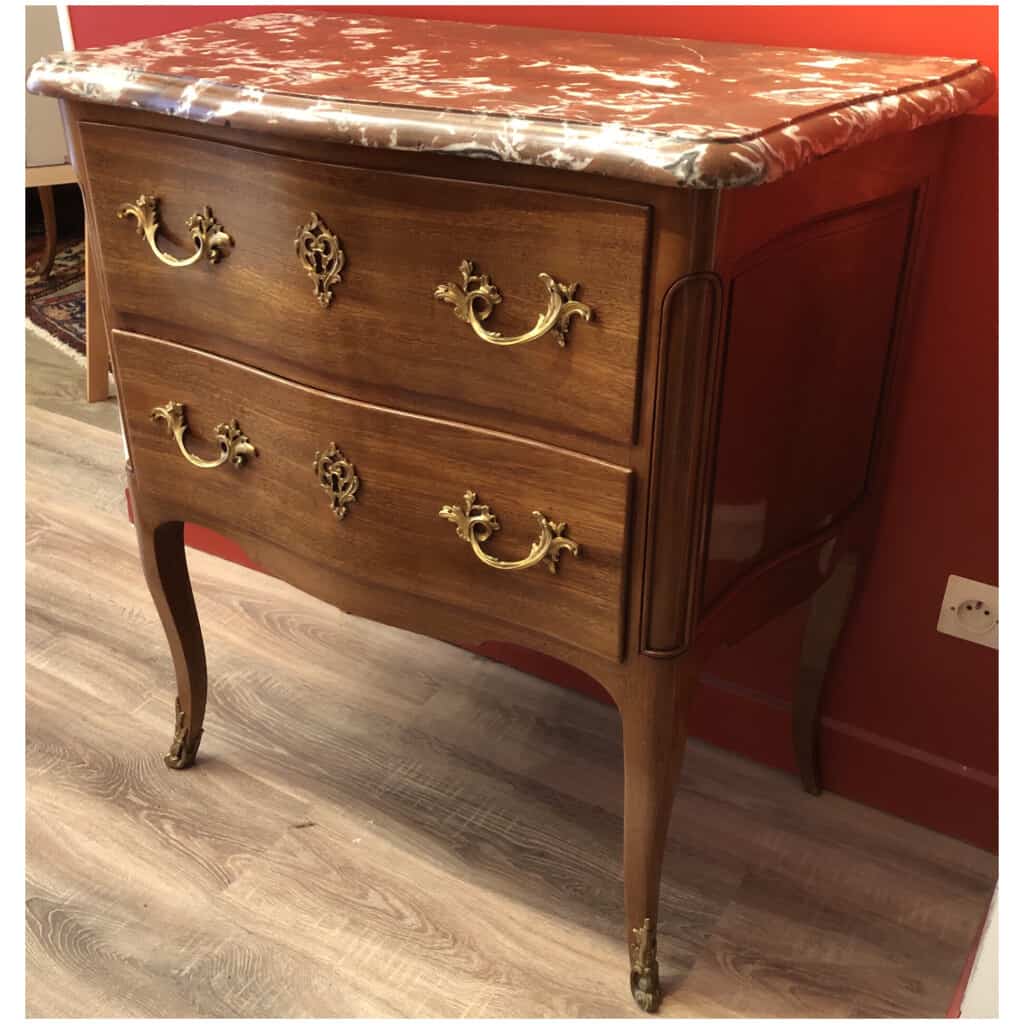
[74,7,998,851]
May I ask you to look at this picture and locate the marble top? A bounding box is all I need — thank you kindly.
[26,12,994,189]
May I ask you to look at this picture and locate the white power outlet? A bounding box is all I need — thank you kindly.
[936,575,999,650]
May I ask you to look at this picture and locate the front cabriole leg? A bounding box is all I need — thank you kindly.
[619,656,697,1012]
[128,466,207,770]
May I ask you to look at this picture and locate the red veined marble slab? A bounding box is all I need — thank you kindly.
[27,11,994,188]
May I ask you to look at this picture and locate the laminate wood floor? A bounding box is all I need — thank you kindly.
[25,330,998,1018]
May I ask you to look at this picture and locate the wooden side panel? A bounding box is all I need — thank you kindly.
[113,329,633,662]
[81,121,650,447]
[702,192,917,607]
[640,272,724,656]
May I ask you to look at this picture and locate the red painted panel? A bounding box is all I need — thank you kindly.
[822,110,999,778]
[693,678,997,852]
[87,6,996,849]
[68,6,294,47]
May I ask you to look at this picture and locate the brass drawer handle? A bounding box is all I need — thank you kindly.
[439,490,579,574]
[117,194,232,268]
[314,442,360,519]
[151,402,256,469]
[434,259,593,348]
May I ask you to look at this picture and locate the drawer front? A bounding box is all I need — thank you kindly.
[84,122,650,446]
[114,330,632,661]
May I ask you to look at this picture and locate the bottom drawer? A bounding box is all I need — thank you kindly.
[113,330,632,661]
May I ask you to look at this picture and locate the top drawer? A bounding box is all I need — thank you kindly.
[80,122,651,446]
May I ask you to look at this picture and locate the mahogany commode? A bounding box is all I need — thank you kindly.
[28,13,993,1012]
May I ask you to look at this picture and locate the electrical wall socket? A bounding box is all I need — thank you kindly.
[936,575,999,650]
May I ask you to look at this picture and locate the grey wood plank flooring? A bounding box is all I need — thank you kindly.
[25,330,997,1017]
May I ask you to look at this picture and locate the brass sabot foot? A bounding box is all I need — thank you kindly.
[164,697,202,770]
[630,964,662,1013]
[629,917,662,1012]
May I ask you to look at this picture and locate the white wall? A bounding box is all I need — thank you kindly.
[26,5,69,168]
[961,885,998,1018]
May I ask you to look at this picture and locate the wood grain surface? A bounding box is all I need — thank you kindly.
[114,329,633,662]
[26,330,997,1017]
[80,120,651,448]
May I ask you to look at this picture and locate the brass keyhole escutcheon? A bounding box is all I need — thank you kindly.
[296,211,345,308]
[314,442,359,519]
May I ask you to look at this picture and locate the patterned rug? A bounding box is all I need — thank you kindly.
[26,234,87,365]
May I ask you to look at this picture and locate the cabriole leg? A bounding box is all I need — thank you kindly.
[619,657,697,1012]
[792,551,860,794]
[130,472,207,769]
[33,184,58,279]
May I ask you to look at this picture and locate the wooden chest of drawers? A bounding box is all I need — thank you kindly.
[29,12,993,1013]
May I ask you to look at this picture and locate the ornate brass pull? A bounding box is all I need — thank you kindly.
[313,443,360,519]
[117,194,232,268]
[439,491,579,574]
[434,259,593,348]
[151,402,256,470]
